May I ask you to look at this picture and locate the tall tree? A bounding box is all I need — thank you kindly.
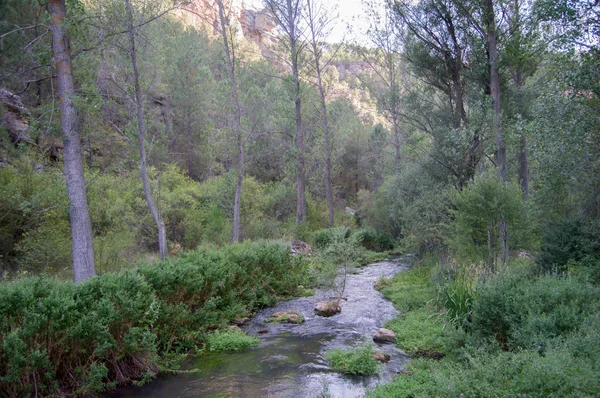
[125,0,168,259]
[305,0,336,226]
[48,0,96,283]
[362,4,404,173]
[215,0,245,242]
[264,0,308,225]
[452,0,509,263]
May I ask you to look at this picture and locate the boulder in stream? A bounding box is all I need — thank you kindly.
[372,351,391,363]
[314,299,341,317]
[373,328,396,344]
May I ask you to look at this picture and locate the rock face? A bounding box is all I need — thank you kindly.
[373,328,396,344]
[314,299,341,317]
[0,88,30,144]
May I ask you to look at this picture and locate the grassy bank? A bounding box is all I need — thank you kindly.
[370,257,600,397]
[0,241,310,396]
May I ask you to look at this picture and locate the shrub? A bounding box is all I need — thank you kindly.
[470,270,600,350]
[313,227,351,250]
[537,217,600,277]
[206,330,259,352]
[0,241,310,396]
[451,174,529,269]
[353,229,394,252]
[325,344,379,375]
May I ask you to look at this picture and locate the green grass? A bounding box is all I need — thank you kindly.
[369,257,600,398]
[206,330,260,352]
[385,307,447,354]
[325,344,379,375]
[379,265,434,312]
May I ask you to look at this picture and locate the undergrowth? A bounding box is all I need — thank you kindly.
[368,256,600,397]
[325,344,379,376]
[0,241,310,396]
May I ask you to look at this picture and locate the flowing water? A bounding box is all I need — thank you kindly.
[112,258,410,398]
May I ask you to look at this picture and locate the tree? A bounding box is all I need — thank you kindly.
[361,3,405,173]
[215,0,245,242]
[125,0,168,259]
[305,0,336,226]
[48,0,96,283]
[264,0,308,225]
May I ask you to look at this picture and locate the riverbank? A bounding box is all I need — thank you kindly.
[0,241,311,396]
[110,258,409,397]
[368,256,600,397]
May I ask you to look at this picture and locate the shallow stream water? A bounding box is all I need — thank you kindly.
[111,258,410,398]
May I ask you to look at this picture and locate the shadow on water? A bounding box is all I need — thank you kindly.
[110,259,411,398]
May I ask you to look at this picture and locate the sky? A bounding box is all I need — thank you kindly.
[244,0,375,44]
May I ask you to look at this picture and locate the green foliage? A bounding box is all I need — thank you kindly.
[469,269,600,351]
[325,344,379,376]
[379,264,434,312]
[368,344,600,398]
[0,241,309,396]
[206,330,259,352]
[386,308,447,354]
[365,165,451,254]
[353,228,394,252]
[371,256,600,398]
[313,227,351,250]
[451,174,529,267]
[536,216,600,278]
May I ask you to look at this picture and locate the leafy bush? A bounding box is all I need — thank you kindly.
[313,227,351,249]
[0,241,309,396]
[353,228,394,252]
[537,216,600,278]
[451,174,529,268]
[365,164,451,254]
[470,270,600,350]
[206,330,259,352]
[325,344,379,375]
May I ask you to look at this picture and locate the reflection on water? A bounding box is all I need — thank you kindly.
[110,259,410,398]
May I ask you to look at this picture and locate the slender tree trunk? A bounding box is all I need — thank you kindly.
[518,134,529,201]
[216,0,245,243]
[288,0,305,225]
[307,1,334,227]
[392,112,401,173]
[125,0,168,260]
[49,0,96,283]
[486,0,509,264]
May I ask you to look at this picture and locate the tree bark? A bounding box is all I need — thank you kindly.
[486,0,509,264]
[216,0,245,243]
[48,0,96,284]
[125,0,168,260]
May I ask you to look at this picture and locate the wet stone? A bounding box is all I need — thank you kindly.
[314,300,342,317]
[373,328,396,344]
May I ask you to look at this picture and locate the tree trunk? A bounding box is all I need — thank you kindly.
[486,0,509,264]
[518,133,529,201]
[307,0,334,227]
[216,0,245,243]
[125,0,168,260]
[288,0,305,225]
[49,0,96,284]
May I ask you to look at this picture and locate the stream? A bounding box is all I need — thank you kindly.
[111,258,410,398]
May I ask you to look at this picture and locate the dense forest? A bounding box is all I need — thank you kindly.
[0,0,599,396]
